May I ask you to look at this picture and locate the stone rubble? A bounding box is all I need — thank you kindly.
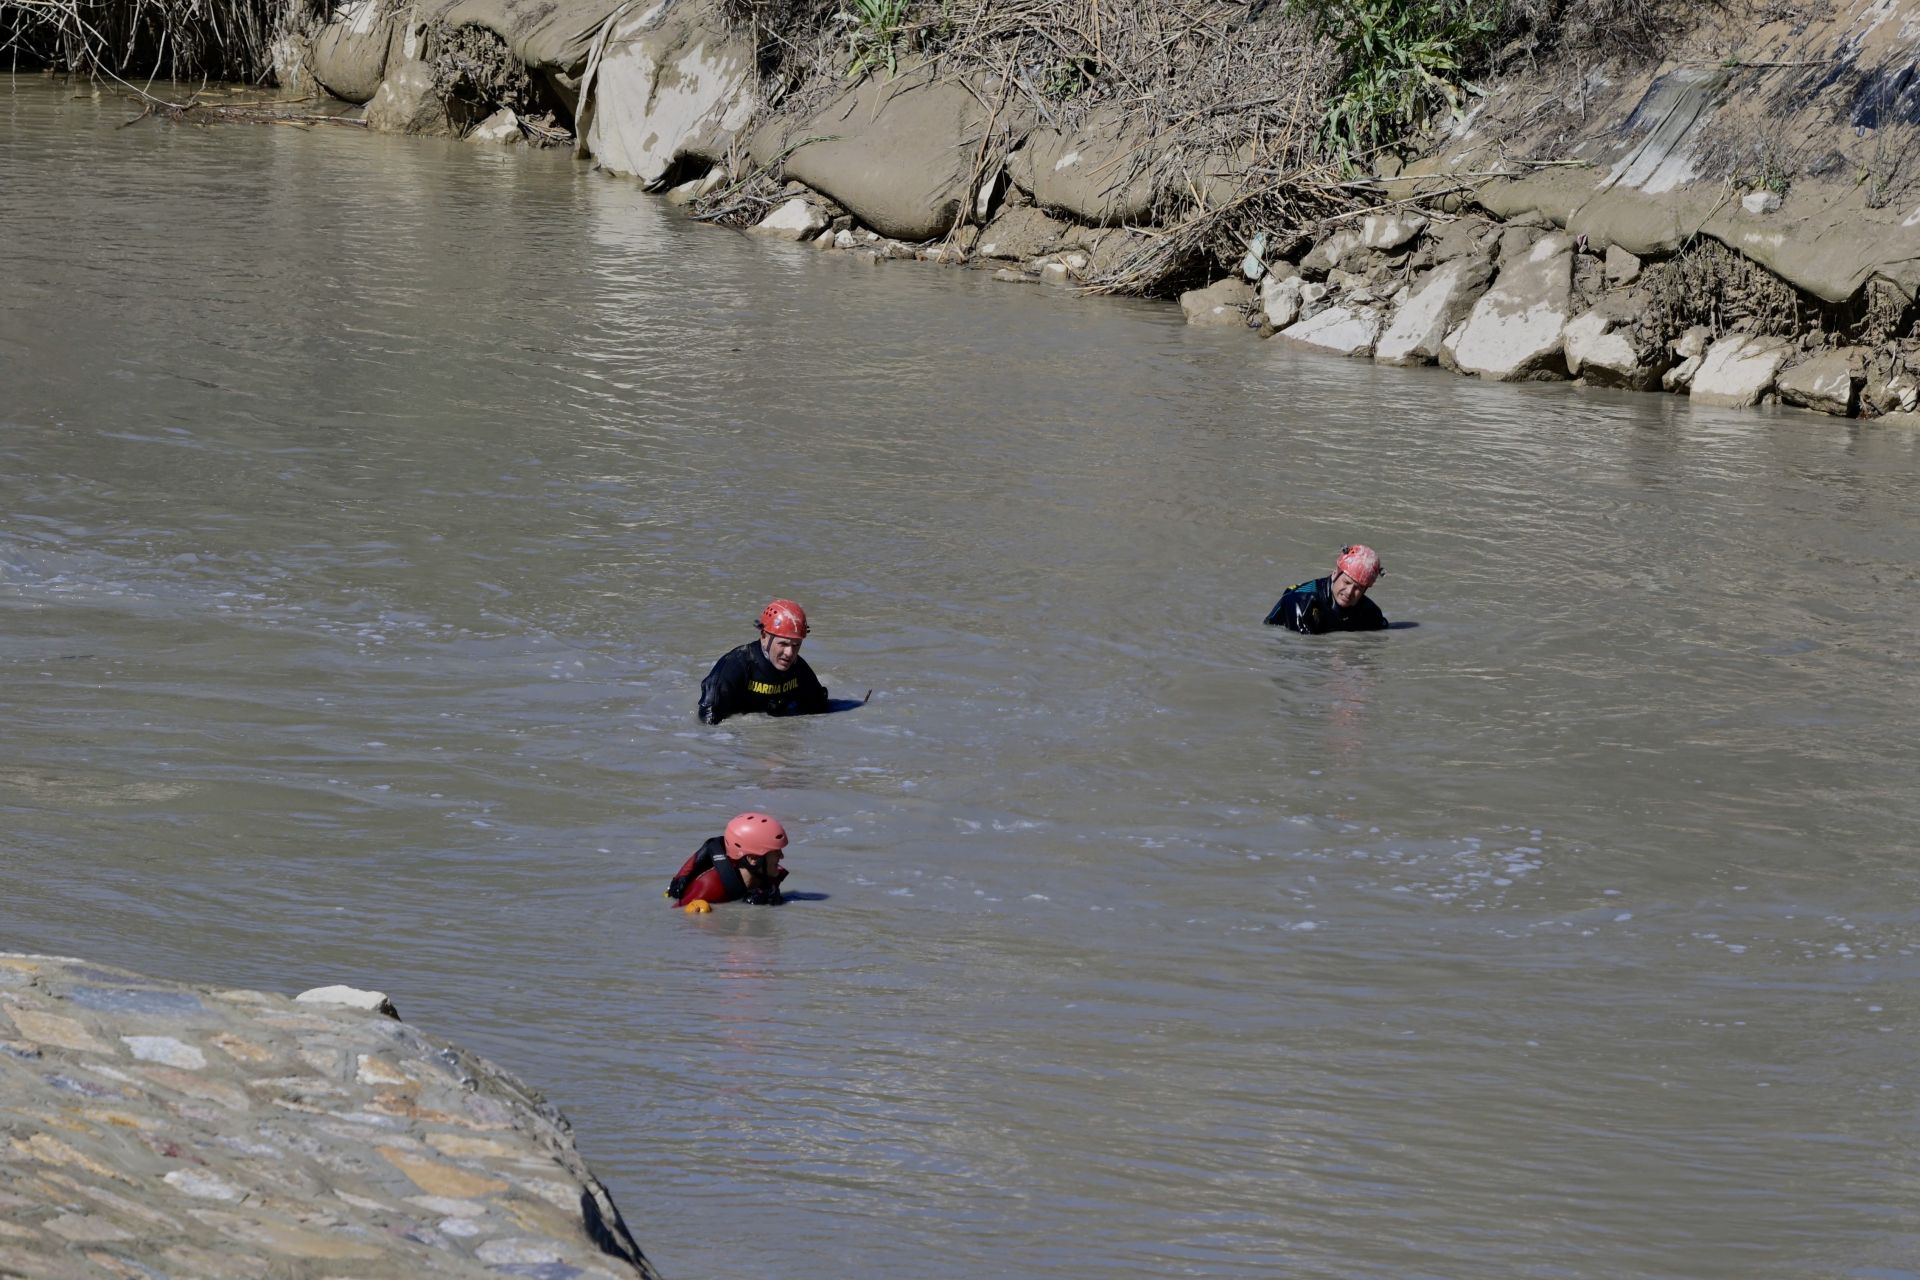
[0,953,658,1280]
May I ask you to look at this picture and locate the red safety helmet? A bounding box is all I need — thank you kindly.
[724,812,789,861]
[758,599,809,640]
[1334,544,1383,588]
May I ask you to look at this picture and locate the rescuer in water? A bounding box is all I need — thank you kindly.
[667,812,791,907]
[1264,544,1388,634]
[697,598,831,725]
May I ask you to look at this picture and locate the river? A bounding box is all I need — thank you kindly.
[5,75,1920,1280]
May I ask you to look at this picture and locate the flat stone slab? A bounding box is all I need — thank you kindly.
[0,953,657,1280]
[1280,305,1384,357]
[1691,333,1793,408]
[1442,231,1574,381]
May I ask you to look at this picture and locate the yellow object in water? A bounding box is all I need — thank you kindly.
[684,900,712,914]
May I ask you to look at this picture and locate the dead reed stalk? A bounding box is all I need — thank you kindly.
[0,0,321,82]
[710,0,1376,293]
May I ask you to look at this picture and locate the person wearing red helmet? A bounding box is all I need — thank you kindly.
[1264,544,1388,633]
[697,598,831,725]
[667,812,791,906]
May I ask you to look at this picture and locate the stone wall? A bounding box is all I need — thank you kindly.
[0,953,658,1279]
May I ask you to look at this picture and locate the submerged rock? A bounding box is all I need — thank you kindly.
[0,953,658,1278]
[1690,333,1793,407]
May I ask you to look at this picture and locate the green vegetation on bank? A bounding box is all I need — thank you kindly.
[1290,0,1496,159]
[731,0,1672,168]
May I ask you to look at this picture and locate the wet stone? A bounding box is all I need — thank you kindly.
[9,1007,110,1053]
[125,1036,207,1069]
[69,988,209,1019]
[497,1264,588,1280]
[46,1213,136,1243]
[165,1168,244,1200]
[48,1073,117,1097]
[0,952,659,1279]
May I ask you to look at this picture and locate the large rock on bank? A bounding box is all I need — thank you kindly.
[310,0,397,103]
[1008,104,1158,227]
[1374,255,1491,365]
[1561,308,1664,390]
[1180,277,1252,327]
[770,66,1021,241]
[975,205,1071,260]
[751,196,830,241]
[1281,305,1385,357]
[0,953,658,1280]
[1775,348,1863,416]
[1442,232,1575,381]
[365,55,456,135]
[580,0,756,187]
[1690,333,1793,408]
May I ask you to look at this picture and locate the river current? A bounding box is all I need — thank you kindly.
[4,77,1920,1279]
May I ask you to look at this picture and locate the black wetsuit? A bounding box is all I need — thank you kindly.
[697,641,830,724]
[1264,576,1387,634]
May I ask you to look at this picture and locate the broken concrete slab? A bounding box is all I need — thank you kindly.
[1281,306,1386,357]
[1690,333,1793,407]
[1442,233,1575,381]
[581,0,756,188]
[1775,348,1863,416]
[1375,256,1492,366]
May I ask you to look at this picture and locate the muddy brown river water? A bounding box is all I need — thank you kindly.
[5,76,1920,1280]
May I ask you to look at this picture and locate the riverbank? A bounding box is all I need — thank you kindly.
[0,953,657,1279]
[300,0,1920,422]
[11,0,1920,422]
